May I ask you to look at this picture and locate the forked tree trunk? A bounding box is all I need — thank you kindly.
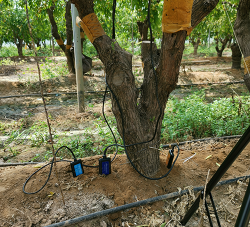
[234,0,250,92]
[71,0,219,176]
[231,43,242,69]
[215,36,231,57]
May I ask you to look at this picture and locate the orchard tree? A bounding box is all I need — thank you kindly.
[234,0,250,92]
[189,20,209,56]
[3,2,30,57]
[207,1,237,57]
[71,0,219,176]
[46,0,75,73]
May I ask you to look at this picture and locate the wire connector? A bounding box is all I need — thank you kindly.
[166,148,174,169]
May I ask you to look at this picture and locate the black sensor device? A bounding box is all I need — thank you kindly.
[99,156,111,175]
[166,149,174,169]
[71,159,84,177]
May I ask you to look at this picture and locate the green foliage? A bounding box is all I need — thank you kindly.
[0,46,19,57]
[5,120,50,148]
[162,90,250,143]
[40,57,69,79]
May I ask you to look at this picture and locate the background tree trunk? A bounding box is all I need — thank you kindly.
[65,0,75,74]
[234,0,250,92]
[16,39,23,57]
[231,43,242,69]
[47,2,75,74]
[215,36,231,57]
[190,36,201,55]
[71,0,219,176]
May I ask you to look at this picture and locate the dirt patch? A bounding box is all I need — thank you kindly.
[0,139,250,226]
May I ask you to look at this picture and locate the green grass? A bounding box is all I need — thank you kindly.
[183,42,219,59]
[0,45,64,58]
[162,90,250,143]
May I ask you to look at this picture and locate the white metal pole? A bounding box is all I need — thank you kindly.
[71,4,85,112]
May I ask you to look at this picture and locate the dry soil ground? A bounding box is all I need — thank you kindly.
[0,55,249,227]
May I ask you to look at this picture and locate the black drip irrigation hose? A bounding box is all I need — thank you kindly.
[161,135,242,148]
[0,134,242,168]
[0,162,43,167]
[0,80,245,99]
[45,175,250,227]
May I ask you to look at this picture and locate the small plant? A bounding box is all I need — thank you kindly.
[161,90,250,143]
[40,57,69,79]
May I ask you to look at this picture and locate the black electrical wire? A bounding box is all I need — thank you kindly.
[22,146,98,194]
[112,0,116,39]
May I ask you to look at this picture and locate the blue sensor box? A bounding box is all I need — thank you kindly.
[71,159,84,177]
[99,157,111,175]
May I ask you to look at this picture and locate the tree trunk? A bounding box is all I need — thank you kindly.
[231,43,242,69]
[36,40,41,48]
[215,36,231,57]
[16,39,23,57]
[65,0,75,74]
[137,19,160,79]
[71,0,219,176]
[190,37,201,55]
[47,2,75,74]
[137,20,149,41]
[234,0,250,92]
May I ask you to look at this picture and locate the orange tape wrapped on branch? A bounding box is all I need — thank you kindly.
[56,38,64,46]
[78,13,106,43]
[244,56,250,75]
[66,45,72,50]
[162,0,194,35]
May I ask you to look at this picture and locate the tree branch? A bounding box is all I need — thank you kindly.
[47,5,65,52]
[191,0,219,28]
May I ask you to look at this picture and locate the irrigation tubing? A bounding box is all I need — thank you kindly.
[0,134,242,168]
[45,175,250,227]
[161,135,242,148]
[0,162,43,167]
[0,80,245,99]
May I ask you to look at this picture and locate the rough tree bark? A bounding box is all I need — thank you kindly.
[71,0,219,176]
[234,0,250,92]
[47,1,75,73]
[231,42,242,69]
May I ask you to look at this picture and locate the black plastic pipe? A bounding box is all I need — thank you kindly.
[0,162,43,167]
[45,175,250,227]
[161,135,241,148]
[181,125,250,225]
[0,80,245,99]
[235,180,250,227]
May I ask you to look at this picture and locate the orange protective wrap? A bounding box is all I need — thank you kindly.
[66,45,72,49]
[162,0,193,35]
[244,56,250,75]
[80,31,85,39]
[56,38,64,46]
[80,13,106,43]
